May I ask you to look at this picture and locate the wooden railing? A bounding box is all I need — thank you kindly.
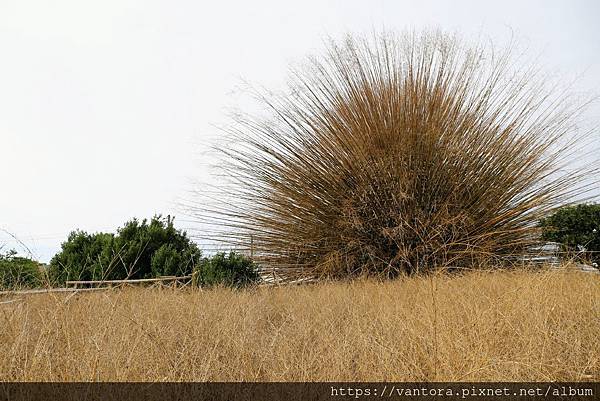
[65,275,192,288]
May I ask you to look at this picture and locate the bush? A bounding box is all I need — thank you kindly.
[47,231,115,284]
[49,215,202,284]
[540,204,600,264]
[194,31,593,280]
[110,215,202,279]
[193,252,261,288]
[0,250,43,290]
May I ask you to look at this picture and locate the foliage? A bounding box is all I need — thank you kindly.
[111,215,202,279]
[48,215,202,284]
[193,252,261,288]
[0,249,43,289]
[47,231,115,283]
[540,204,600,264]
[194,31,594,280]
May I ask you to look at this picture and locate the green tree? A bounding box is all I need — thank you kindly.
[48,215,202,284]
[111,215,201,279]
[47,231,115,283]
[193,251,261,288]
[540,204,600,264]
[0,249,44,289]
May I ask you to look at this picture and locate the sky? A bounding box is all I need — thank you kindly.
[1,0,599,262]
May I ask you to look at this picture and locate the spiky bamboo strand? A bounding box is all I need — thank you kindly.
[192,31,594,281]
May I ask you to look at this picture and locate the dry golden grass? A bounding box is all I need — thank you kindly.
[193,31,596,280]
[1,268,598,381]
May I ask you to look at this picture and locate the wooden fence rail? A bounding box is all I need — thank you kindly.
[65,275,192,288]
[0,287,111,297]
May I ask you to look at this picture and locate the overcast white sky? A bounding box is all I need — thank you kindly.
[1,0,599,262]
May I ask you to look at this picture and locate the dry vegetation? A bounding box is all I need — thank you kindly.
[194,31,594,280]
[1,268,598,382]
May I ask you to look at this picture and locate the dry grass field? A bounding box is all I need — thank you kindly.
[0,268,598,382]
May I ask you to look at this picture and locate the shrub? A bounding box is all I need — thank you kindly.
[193,31,594,280]
[111,215,202,279]
[47,231,115,284]
[0,250,43,290]
[193,252,261,288]
[49,215,202,284]
[540,204,600,264]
